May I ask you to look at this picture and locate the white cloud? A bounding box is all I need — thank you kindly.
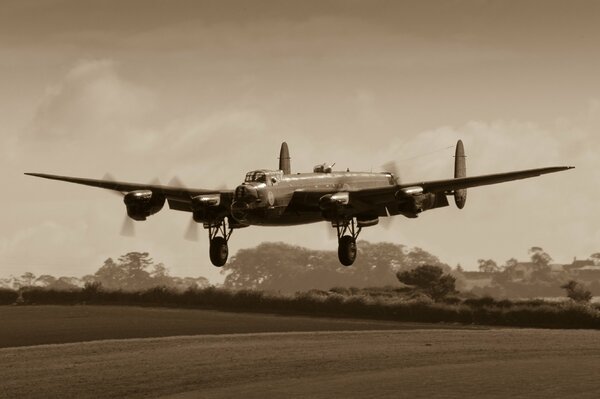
[28,59,155,141]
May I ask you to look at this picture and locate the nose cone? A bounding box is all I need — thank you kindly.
[234,184,258,202]
[231,184,259,222]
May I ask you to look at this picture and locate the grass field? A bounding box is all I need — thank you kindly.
[1,306,599,398]
[0,305,461,348]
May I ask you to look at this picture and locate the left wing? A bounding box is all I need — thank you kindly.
[24,173,233,212]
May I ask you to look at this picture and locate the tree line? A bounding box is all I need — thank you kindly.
[2,243,598,301]
[2,252,208,292]
[464,247,600,298]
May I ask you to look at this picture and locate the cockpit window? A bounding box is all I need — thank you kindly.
[244,171,266,183]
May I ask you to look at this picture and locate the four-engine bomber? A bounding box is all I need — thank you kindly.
[26,141,573,266]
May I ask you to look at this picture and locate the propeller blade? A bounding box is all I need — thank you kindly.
[168,176,186,188]
[379,206,396,230]
[325,222,338,241]
[149,177,161,186]
[102,173,125,197]
[184,218,200,241]
[102,172,117,182]
[120,215,135,237]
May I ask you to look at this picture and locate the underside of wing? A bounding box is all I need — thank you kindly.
[288,186,408,219]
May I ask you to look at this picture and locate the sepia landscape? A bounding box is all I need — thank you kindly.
[2,0,600,398]
[2,244,600,397]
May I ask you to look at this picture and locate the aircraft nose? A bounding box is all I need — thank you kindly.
[234,184,258,201]
[231,184,258,222]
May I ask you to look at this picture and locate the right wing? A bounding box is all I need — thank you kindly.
[286,166,574,218]
[24,173,233,212]
[398,166,574,194]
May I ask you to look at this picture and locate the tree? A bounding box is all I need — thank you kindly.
[20,272,36,287]
[529,247,552,269]
[93,253,155,290]
[94,258,124,290]
[561,280,592,303]
[396,265,457,301]
[528,247,552,282]
[35,274,57,287]
[477,259,500,273]
[150,262,172,286]
[404,247,450,271]
[590,253,600,266]
[222,241,407,292]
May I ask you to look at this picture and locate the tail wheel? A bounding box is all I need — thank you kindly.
[338,235,357,266]
[209,236,228,267]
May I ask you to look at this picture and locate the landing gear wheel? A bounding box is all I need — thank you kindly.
[338,235,357,266]
[209,236,229,267]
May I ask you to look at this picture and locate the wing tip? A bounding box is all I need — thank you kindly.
[557,166,575,172]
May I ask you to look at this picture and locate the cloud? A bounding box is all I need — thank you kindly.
[378,119,563,184]
[28,59,155,141]
[370,115,598,266]
[0,220,94,276]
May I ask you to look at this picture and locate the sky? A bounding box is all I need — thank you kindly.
[1,0,599,283]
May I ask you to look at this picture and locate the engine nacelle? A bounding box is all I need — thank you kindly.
[319,192,351,220]
[398,192,449,217]
[123,190,165,221]
[413,193,447,213]
[191,193,227,224]
[192,193,221,208]
[319,192,349,209]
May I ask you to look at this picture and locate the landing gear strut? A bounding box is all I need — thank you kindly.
[335,218,362,266]
[208,218,233,267]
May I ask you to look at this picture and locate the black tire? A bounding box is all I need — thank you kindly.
[209,236,229,267]
[338,235,357,266]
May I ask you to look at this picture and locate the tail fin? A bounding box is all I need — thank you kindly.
[279,142,291,175]
[454,139,467,209]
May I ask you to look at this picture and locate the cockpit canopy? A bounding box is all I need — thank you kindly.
[244,170,283,185]
[245,171,267,183]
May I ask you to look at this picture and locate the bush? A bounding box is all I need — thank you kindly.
[397,265,456,301]
[561,280,593,303]
[0,288,18,304]
[6,285,600,330]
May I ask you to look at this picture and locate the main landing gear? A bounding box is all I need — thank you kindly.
[334,218,362,266]
[208,218,233,267]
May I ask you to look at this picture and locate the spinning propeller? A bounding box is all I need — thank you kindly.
[102,173,163,237]
[380,161,401,229]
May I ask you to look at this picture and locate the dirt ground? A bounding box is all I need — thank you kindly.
[1,306,599,398]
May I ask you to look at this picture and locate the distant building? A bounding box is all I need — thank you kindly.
[565,258,600,280]
[564,257,595,272]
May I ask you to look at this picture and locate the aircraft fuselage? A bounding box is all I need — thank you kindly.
[232,170,394,226]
